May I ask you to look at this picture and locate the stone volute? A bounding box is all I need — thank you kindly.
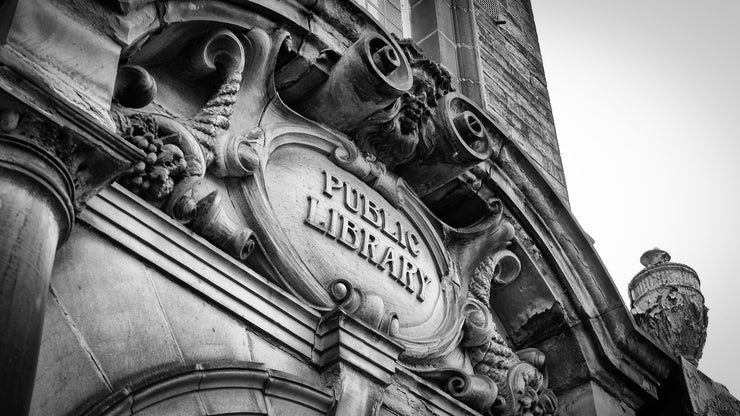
[628,248,708,366]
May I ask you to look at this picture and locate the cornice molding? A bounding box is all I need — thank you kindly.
[484,139,676,405]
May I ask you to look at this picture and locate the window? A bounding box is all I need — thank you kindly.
[354,0,412,37]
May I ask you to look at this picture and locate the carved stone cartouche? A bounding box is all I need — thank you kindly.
[103,18,557,416]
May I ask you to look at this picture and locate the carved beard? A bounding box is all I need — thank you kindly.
[355,98,418,169]
[354,91,437,169]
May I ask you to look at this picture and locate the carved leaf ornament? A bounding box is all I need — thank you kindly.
[111,17,556,415]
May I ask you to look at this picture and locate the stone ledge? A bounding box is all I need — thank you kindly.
[81,184,321,360]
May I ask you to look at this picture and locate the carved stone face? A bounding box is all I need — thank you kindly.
[354,62,446,169]
[403,68,442,159]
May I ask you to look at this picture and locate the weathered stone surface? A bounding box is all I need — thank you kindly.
[75,363,333,416]
[147,268,252,364]
[29,293,111,416]
[629,248,708,365]
[6,1,739,416]
[380,369,482,416]
[50,226,185,389]
[558,381,636,416]
[33,219,325,415]
[648,357,740,416]
[248,333,323,387]
[474,0,568,203]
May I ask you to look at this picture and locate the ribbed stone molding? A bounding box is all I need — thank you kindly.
[628,248,708,365]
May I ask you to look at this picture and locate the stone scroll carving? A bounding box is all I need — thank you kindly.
[106,16,557,415]
[112,27,254,261]
[353,37,454,169]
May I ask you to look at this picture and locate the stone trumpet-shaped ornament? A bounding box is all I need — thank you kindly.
[417,367,499,414]
[398,93,501,197]
[628,248,708,365]
[168,186,256,262]
[328,279,399,336]
[297,32,412,134]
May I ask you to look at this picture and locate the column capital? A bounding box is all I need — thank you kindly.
[0,66,143,213]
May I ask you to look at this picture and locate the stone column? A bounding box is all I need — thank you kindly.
[0,74,139,413]
[0,130,75,416]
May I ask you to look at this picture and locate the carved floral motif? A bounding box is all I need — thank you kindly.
[115,113,187,205]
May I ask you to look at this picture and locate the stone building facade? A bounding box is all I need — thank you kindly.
[0,1,734,415]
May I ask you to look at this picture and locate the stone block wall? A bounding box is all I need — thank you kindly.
[474,0,568,202]
[31,223,324,416]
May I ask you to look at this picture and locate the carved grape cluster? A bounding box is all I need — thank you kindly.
[117,114,187,204]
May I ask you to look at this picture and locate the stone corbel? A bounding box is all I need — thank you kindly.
[346,37,508,234]
[398,92,505,198]
[110,26,267,264]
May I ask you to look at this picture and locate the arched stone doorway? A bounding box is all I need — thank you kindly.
[79,362,334,416]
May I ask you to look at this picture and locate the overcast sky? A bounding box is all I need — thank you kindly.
[531,0,740,397]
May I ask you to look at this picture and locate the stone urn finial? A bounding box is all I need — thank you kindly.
[628,249,708,366]
[639,247,671,268]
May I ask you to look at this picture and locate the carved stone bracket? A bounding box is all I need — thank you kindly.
[296,32,413,135]
[109,26,265,263]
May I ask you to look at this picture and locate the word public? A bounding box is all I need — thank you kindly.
[304,170,432,302]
